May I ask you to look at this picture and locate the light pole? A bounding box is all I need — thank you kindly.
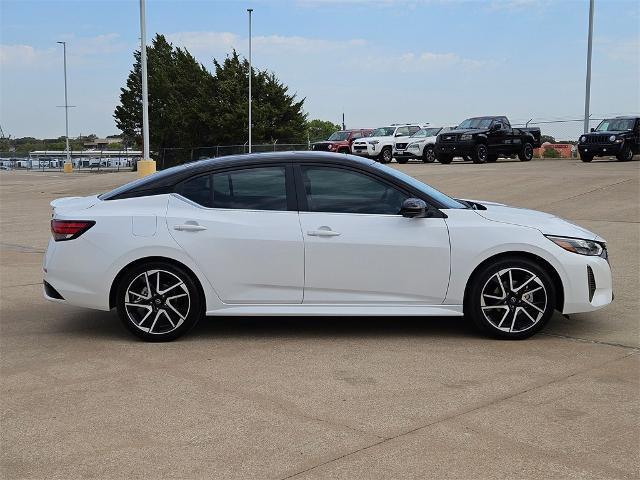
[247,8,253,153]
[137,0,155,176]
[583,0,594,134]
[57,41,72,172]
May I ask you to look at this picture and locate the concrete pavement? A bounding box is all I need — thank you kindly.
[1,158,638,479]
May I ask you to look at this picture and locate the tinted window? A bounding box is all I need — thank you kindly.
[301,166,408,215]
[213,166,287,211]
[408,126,421,135]
[180,174,212,207]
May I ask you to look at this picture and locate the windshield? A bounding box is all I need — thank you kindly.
[411,127,442,138]
[373,163,466,209]
[327,131,350,141]
[595,118,635,132]
[371,127,396,137]
[458,118,493,129]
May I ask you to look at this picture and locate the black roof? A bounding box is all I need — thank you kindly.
[101,152,375,200]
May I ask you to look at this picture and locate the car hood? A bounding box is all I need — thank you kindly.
[357,135,390,143]
[447,128,484,135]
[462,198,603,242]
[407,136,437,145]
[585,130,631,136]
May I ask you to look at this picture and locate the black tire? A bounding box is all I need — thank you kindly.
[487,154,498,163]
[379,147,392,164]
[422,146,436,163]
[116,261,203,341]
[437,153,453,164]
[396,157,408,164]
[518,142,534,161]
[580,153,593,163]
[465,257,556,340]
[616,144,633,162]
[472,143,488,164]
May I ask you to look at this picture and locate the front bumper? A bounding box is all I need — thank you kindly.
[578,143,622,156]
[435,143,473,156]
[561,254,613,314]
[351,144,378,157]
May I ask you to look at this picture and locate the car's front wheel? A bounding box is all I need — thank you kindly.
[473,144,488,163]
[379,147,393,164]
[616,144,633,162]
[465,257,556,339]
[423,146,436,163]
[116,261,203,341]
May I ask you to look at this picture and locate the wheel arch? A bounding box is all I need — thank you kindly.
[463,251,565,312]
[109,255,206,310]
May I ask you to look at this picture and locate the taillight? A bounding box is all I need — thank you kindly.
[50,220,95,241]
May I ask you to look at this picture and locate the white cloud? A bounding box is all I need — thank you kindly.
[0,33,129,69]
[167,31,368,57]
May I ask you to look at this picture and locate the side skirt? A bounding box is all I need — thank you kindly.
[206,304,464,317]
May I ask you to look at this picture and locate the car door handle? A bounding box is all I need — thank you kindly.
[174,223,207,232]
[307,228,341,237]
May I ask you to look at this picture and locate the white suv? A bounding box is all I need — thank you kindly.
[351,124,424,163]
[396,126,456,164]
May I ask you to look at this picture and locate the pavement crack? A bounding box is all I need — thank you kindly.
[538,178,634,208]
[279,351,636,480]
[541,332,639,350]
[0,242,45,253]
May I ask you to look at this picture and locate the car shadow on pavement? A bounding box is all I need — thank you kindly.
[190,315,478,340]
[55,309,480,341]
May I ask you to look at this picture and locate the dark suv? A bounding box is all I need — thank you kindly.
[577,116,640,162]
[311,129,372,154]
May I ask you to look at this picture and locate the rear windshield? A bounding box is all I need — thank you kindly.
[98,163,187,200]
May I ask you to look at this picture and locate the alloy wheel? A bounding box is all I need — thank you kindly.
[124,269,191,335]
[480,267,547,333]
[423,147,436,163]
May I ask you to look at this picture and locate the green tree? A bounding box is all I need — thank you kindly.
[114,38,308,163]
[543,147,560,158]
[307,119,341,143]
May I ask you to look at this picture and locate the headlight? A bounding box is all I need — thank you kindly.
[546,235,604,256]
[369,140,379,145]
[407,142,418,149]
[609,135,616,142]
[460,134,472,141]
[327,144,334,149]
[580,136,586,143]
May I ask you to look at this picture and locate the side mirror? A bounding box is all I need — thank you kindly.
[401,198,427,218]
[590,128,595,132]
[490,123,501,131]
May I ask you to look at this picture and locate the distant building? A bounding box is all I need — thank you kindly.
[534,142,574,158]
[83,137,122,149]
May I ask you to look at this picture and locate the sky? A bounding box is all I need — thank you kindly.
[1,0,639,141]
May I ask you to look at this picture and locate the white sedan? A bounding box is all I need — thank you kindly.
[44,152,613,341]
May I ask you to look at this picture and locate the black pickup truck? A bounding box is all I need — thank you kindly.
[435,116,541,164]
[577,116,640,162]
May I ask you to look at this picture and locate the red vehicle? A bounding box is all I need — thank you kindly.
[311,129,372,154]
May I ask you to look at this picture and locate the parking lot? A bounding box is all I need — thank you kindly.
[1,158,638,479]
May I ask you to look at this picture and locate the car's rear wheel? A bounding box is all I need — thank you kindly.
[580,153,594,162]
[116,261,203,341]
[616,144,633,162]
[437,153,453,164]
[423,146,436,163]
[518,142,534,161]
[465,257,556,339]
